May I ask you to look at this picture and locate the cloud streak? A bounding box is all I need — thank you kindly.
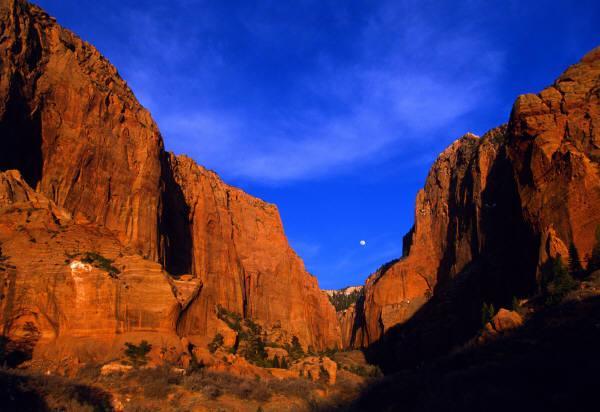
[111,0,505,184]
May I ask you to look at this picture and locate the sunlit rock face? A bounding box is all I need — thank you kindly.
[0,170,181,366]
[168,154,341,350]
[347,47,600,352]
[0,0,164,259]
[0,0,341,365]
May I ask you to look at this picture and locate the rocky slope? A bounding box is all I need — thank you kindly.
[345,47,600,364]
[0,0,340,366]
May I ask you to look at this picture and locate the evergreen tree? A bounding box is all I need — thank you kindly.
[272,355,280,368]
[124,340,152,367]
[208,333,224,354]
[587,225,600,274]
[480,302,495,327]
[568,242,585,279]
[511,296,519,312]
[543,256,577,305]
[287,336,304,360]
[281,357,288,369]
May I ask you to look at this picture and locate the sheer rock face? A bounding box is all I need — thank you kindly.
[0,170,181,364]
[349,128,512,347]
[0,0,164,259]
[507,47,600,272]
[347,47,600,349]
[168,155,341,350]
[0,0,340,357]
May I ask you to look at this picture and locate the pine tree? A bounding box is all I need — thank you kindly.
[511,296,520,312]
[587,225,600,274]
[544,255,577,305]
[568,242,585,279]
[481,302,495,327]
[124,340,152,367]
[272,355,280,368]
[288,336,304,360]
[281,357,288,369]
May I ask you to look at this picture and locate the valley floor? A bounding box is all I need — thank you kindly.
[0,350,376,412]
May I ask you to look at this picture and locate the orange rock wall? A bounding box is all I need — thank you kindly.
[0,0,341,357]
[348,47,600,349]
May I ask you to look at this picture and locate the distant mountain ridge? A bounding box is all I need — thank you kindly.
[324,286,363,297]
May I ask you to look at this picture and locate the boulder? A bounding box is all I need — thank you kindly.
[491,309,524,332]
[265,347,289,361]
[291,356,337,385]
[100,362,133,376]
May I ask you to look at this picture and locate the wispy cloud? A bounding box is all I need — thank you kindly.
[111,0,505,184]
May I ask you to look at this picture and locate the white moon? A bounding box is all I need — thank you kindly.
[359,240,366,246]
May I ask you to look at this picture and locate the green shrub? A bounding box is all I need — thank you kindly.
[241,333,268,366]
[216,305,242,331]
[568,242,585,280]
[285,336,304,361]
[328,288,363,311]
[319,347,339,358]
[124,340,152,367]
[208,333,224,354]
[511,296,519,312]
[67,251,120,277]
[481,302,495,327]
[541,256,577,305]
[587,225,600,274]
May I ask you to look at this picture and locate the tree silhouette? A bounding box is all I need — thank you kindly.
[568,242,585,279]
[541,256,577,305]
[587,226,600,274]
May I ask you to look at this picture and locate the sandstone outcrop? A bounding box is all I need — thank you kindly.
[290,356,337,385]
[0,0,163,258]
[169,155,340,349]
[476,308,524,344]
[0,0,340,366]
[0,170,181,367]
[346,47,600,363]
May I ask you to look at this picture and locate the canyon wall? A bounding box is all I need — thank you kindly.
[346,47,600,364]
[0,0,340,363]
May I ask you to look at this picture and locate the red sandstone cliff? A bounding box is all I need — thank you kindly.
[346,47,600,354]
[0,0,340,363]
[168,155,340,349]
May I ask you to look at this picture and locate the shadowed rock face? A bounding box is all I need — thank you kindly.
[0,0,340,359]
[346,47,600,356]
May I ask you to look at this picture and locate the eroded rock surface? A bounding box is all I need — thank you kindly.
[169,155,340,350]
[0,170,181,367]
[0,0,341,365]
[347,47,600,357]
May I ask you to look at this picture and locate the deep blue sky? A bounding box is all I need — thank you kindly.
[35,0,599,289]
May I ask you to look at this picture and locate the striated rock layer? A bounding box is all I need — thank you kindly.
[0,170,181,368]
[346,47,600,365]
[168,155,340,349]
[0,0,340,363]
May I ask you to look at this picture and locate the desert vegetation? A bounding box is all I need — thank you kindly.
[65,251,120,277]
[328,288,363,311]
